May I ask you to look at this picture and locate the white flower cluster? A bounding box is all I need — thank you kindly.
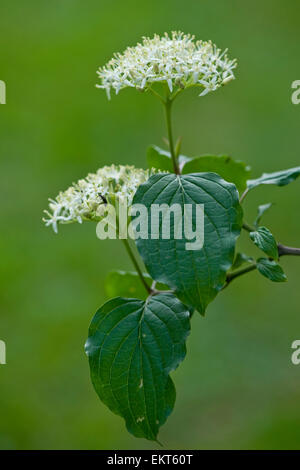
[43,165,156,233]
[96,31,237,99]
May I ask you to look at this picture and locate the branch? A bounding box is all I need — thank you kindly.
[223,239,300,289]
[223,263,257,289]
[277,244,300,257]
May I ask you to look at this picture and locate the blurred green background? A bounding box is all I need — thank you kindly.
[1,0,300,450]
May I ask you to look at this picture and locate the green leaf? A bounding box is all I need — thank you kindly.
[146,146,204,173]
[247,166,300,190]
[133,172,243,314]
[147,146,174,172]
[105,270,169,300]
[231,252,254,270]
[254,203,273,227]
[256,258,287,282]
[85,293,191,441]
[147,147,251,193]
[181,155,251,193]
[250,227,278,260]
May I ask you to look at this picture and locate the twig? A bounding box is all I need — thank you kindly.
[277,244,300,257]
[222,263,257,289]
[223,241,300,289]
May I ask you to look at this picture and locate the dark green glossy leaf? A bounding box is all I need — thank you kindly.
[181,155,251,193]
[85,293,190,441]
[250,227,278,260]
[254,203,273,227]
[247,167,300,190]
[105,270,169,300]
[133,172,243,314]
[256,258,287,282]
[231,252,254,270]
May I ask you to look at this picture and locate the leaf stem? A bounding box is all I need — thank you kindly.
[122,239,152,294]
[242,221,256,232]
[164,98,180,174]
[239,188,249,204]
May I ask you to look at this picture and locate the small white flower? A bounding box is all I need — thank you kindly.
[96,32,237,99]
[43,165,158,233]
[198,76,218,96]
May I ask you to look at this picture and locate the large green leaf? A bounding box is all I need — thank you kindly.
[256,258,287,282]
[181,155,251,193]
[250,227,278,260]
[247,167,300,190]
[85,293,190,441]
[105,270,169,300]
[132,173,243,314]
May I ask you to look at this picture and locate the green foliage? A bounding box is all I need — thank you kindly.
[181,155,251,193]
[247,167,300,190]
[105,271,168,300]
[147,146,174,173]
[147,145,251,193]
[85,293,191,441]
[256,258,287,282]
[3,1,300,450]
[133,172,243,314]
[250,227,278,260]
[85,110,299,443]
[79,36,300,441]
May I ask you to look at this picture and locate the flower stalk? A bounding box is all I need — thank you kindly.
[122,239,152,295]
[164,98,180,174]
